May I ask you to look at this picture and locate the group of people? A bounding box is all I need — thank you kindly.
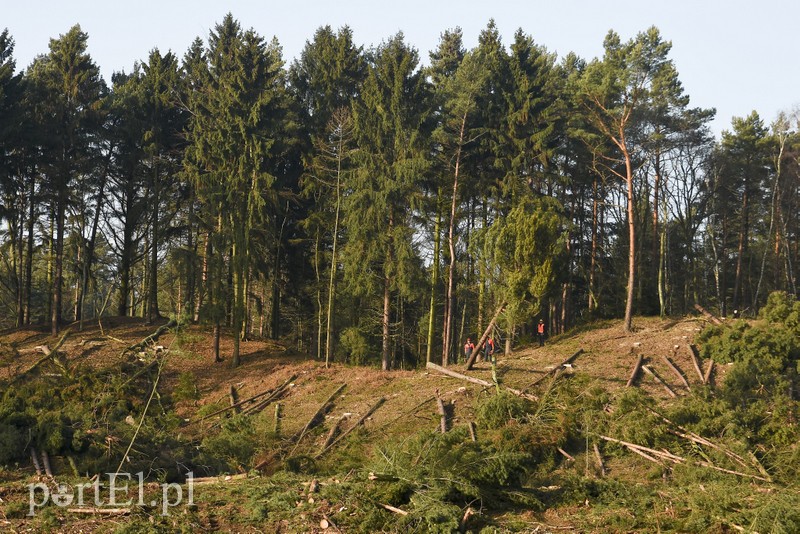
[462,319,547,363]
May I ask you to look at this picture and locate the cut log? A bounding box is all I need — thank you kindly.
[626,354,644,387]
[13,330,72,383]
[464,302,506,370]
[41,450,53,477]
[380,503,409,516]
[557,447,575,462]
[289,383,347,453]
[67,507,130,515]
[273,403,282,436]
[661,355,690,390]
[642,365,677,398]
[593,443,606,476]
[315,398,385,458]
[528,349,585,388]
[467,421,477,442]
[192,473,248,485]
[436,391,448,434]
[190,381,287,423]
[30,447,42,475]
[689,344,705,382]
[122,319,177,356]
[427,362,538,401]
[229,385,241,414]
[320,415,348,452]
[693,303,723,325]
[703,359,715,385]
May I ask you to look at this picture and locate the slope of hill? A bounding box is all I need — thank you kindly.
[1,314,795,532]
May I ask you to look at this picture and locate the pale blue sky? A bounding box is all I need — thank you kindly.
[5,0,798,136]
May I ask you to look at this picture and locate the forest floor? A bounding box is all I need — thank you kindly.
[0,313,728,532]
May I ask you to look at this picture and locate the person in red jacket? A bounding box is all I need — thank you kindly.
[485,336,496,362]
[538,319,546,347]
[463,338,475,363]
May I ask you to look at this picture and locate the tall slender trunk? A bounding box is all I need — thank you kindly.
[24,174,35,324]
[147,160,161,324]
[426,196,442,364]
[52,194,66,336]
[78,167,109,329]
[622,141,635,332]
[442,111,467,367]
[325,141,344,366]
[314,229,323,361]
[382,271,391,372]
[732,187,749,314]
[588,177,599,313]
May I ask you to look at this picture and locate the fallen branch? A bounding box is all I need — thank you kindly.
[661,354,690,390]
[626,354,644,387]
[315,398,385,458]
[528,349,585,388]
[642,365,678,398]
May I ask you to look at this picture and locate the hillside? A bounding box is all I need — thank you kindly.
[1,313,796,533]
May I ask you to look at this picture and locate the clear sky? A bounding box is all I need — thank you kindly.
[4,0,798,136]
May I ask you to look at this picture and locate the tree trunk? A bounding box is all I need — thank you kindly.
[426,195,442,364]
[732,187,748,315]
[442,112,467,367]
[382,273,391,372]
[147,163,161,324]
[52,196,66,336]
[622,143,636,332]
[588,177,599,313]
[24,173,35,324]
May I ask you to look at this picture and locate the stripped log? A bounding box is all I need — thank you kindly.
[694,303,723,325]
[192,473,248,485]
[601,435,771,482]
[528,349,585,388]
[122,319,177,356]
[190,375,296,424]
[661,355,690,389]
[436,391,448,433]
[689,344,705,382]
[229,385,241,414]
[273,403,282,436]
[642,365,678,398]
[320,415,348,452]
[13,331,72,383]
[464,302,506,370]
[41,450,53,477]
[289,383,347,453]
[468,421,477,442]
[427,362,538,401]
[30,447,42,475]
[557,447,575,462]
[380,503,409,516]
[593,443,606,476]
[703,359,715,385]
[315,398,385,458]
[626,354,644,387]
[67,508,130,515]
